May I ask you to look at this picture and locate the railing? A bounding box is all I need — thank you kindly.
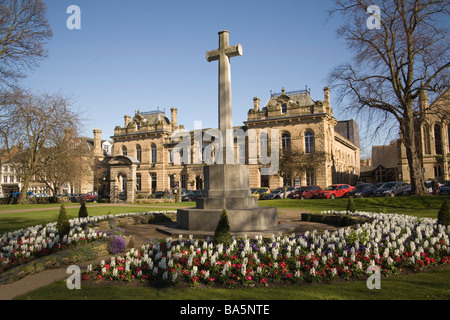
[270,87,311,98]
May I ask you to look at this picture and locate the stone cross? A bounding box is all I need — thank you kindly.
[206,31,243,162]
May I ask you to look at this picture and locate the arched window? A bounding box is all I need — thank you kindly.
[282,133,291,151]
[136,145,142,163]
[423,124,431,154]
[434,124,442,155]
[151,144,157,164]
[136,173,141,191]
[122,146,127,156]
[305,131,315,154]
[448,125,450,153]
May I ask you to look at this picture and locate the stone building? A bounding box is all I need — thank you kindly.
[399,87,450,182]
[360,87,449,184]
[109,87,360,202]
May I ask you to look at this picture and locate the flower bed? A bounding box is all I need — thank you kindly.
[0,211,176,274]
[83,211,450,288]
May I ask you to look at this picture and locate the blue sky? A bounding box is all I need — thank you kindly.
[20,0,379,155]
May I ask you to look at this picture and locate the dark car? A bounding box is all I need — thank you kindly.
[192,190,203,200]
[347,183,377,198]
[181,190,195,202]
[289,186,322,199]
[119,191,127,201]
[373,181,410,197]
[263,187,296,200]
[153,191,165,199]
[438,181,450,195]
[287,187,306,199]
[70,194,84,203]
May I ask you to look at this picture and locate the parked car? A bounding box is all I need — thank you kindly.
[373,181,410,197]
[287,187,306,199]
[318,184,355,199]
[192,190,203,200]
[84,192,99,202]
[263,187,296,200]
[153,191,165,199]
[70,194,83,202]
[181,190,195,202]
[289,186,322,199]
[33,193,50,198]
[119,191,127,201]
[438,181,450,195]
[347,183,377,198]
[402,181,434,196]
[251,187,271,199]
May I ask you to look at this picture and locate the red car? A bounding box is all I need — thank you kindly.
[289,185,322,199]
[318,184,355,199]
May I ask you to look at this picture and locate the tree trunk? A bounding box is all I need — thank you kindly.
[18,177,32,204]
[401,110,428,196]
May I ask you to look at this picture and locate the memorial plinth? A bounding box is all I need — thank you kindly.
[177,164,279,232]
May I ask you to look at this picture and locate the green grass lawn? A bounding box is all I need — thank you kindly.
[0,203,173,235]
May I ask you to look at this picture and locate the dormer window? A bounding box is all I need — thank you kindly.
[136,122,140,130]
[281,103,287,114]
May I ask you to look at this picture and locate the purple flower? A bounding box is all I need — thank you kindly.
[107,235,126,255]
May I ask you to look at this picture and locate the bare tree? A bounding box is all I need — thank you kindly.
[36,132,93,201]
[0,89,82,203]
[279,148,327,186]
[328,0,449,195]
[0,0,52,88]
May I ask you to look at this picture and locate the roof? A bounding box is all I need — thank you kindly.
[133,110,170,126]
[263,88,315,110]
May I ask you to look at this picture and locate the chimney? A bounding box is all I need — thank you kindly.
[324,87,330,108]
[124,115,131,127]
[93,128,102,157]
[171,108,178,127]
[253,97,260,111]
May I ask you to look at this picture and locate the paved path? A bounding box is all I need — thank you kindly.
[0,208,336,300]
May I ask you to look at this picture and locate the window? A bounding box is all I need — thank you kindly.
[281,103,287,114]
[305,131,315,154]
[306,170,316,186]
[181,174,187,189]
[136,174,142,191]
[151,144,157,164]
[282,133,291,151]
[136,145,142,163]
[136,122,140,131]
[150,173,157,194]
[122,146,127,156]
[448,125,450,153]
[434,124,442,155]
[169,175,176,188]
[423,125,431,154]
